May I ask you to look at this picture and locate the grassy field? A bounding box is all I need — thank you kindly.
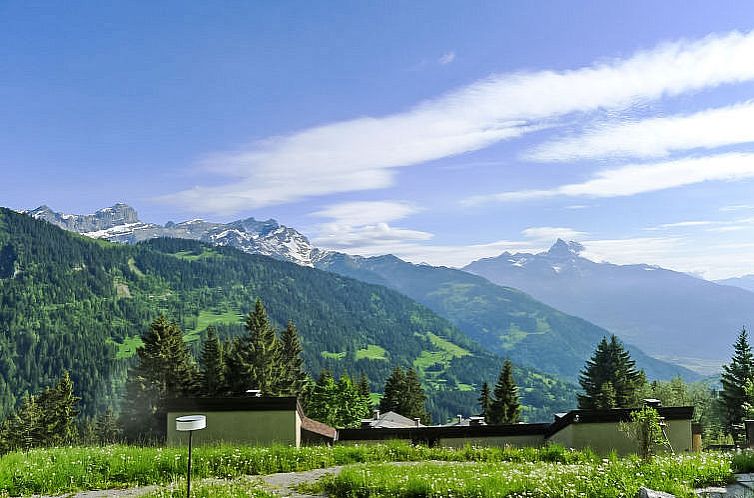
[0,442,747,497]
[323,454,732,498]
[355,344,387,361]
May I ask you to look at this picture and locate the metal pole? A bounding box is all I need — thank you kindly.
[187,430,193,498]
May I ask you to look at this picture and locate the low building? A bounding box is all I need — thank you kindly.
[166,397,335,447]
[338,406,695,455]
[360,410,424,428]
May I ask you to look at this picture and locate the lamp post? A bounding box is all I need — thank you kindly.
[176,415,206,498]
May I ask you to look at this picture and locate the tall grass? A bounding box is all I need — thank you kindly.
[0,442,593,495]
[324,453,733,498]
[0,443,740,496]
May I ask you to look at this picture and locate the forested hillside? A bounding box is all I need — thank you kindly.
[0,209,575,422]
[315,253,697,381]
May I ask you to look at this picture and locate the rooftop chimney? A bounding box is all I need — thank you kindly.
[414,418,421,427]
[373,409,380,420]
[457,414,463,424]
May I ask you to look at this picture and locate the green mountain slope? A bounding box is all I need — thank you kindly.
[315,253,699,382]
[0,209,575,421]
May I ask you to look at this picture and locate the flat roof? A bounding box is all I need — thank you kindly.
[166,396,302,413]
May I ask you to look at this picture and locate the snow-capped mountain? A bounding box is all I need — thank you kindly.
[25,204,322,267]
[464,239,754,372]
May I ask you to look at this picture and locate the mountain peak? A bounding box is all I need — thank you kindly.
[546,239,584,258]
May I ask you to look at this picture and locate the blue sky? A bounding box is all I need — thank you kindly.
[3,1,754,278]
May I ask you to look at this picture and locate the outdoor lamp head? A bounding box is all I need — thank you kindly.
[176,415,206,432]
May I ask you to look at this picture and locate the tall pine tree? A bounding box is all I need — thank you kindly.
[378,367,429,424]
[226,299,281,395]
[277,321,309,396]
[478,381,492,422]
[199,326,225,396]
[721,327,754,436]
[578,335,644,409]
[489,360,520,424]
[38,371,80,445]
[119,316,198,441]
[379,367,406,415]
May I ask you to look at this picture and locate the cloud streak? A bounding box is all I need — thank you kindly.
[161,30,754,214]
[312,200,431,249]
[466,152,754,204]
[528,101,754,162]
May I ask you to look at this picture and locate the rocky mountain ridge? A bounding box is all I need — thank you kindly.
[26,204,323,267]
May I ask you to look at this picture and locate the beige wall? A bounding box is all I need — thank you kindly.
[167,410,301,447]
[438,435,545,448]
[547,419,692,455]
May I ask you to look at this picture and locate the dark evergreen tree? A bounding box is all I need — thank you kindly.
[489,360,521,424]
[721,327,754,436]
[5,393,44,451]
[199,326,225,395]
[119,316,198,441]
[357,372,371,399]
[379,367,406,415]
[226,299,281,395]
[578,335,644,409]
[378,367,429,424]
[38,371,79,445]
[478,381,492,422]
[403,368,430,424]
[277,321,309,396]
[305,370,337,426]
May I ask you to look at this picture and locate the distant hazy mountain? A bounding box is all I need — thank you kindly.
[26,204,321,267]
[716,275,754,293]
[315,252,699,382]
[464,239,754,372]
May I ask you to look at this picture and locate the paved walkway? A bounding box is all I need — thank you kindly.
[31,465,343,498]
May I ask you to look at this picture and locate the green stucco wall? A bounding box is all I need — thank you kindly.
[166,410,301,447]
[547,419,692,455]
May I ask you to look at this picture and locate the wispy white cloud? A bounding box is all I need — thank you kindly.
[521,226,587,241]
[528,101,754,162]
[647,220,717,230]
[161,30,754,214]
[312,200,430,249]
[312,201,419,226]
[720,204,754,212]
[438,51,456,65]
[466,152,754,204]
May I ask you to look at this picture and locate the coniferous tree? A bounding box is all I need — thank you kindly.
[378,367,429,424]
[403,368,430,424]
[277,321,309,396]
[119,316,198,441]
[578,335,644,409]
[489,360,520,424]
[226,299,280,395]
[6,393,44,451]
[38,371,79,445]
[379,367,406,415]
[721,327,754,436]
[478,381,492,422]
[357,373,371,399]
[200,326,225,395]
